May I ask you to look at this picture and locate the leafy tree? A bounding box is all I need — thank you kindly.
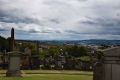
[0,36,9,52]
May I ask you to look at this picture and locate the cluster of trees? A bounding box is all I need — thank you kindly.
[39,45,88,59]
[0,35,103,61]
[17,43,89,59]
[0,36,10,52]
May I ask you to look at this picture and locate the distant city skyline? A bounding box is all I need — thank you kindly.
[0,0,120,40]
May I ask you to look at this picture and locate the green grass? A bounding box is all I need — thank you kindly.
[0,70,93,80]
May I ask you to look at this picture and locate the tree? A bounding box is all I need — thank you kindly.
[0,36,9,52]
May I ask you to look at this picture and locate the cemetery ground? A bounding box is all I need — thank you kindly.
[0,70,93,80]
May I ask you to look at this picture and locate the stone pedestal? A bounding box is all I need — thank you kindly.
[31,55,40,69]
[6,51,22,77]
[61,56,65,64]
[42,55,51,70]
[64,56,72,70]
[100,47,120,80]
[54,59,62,70]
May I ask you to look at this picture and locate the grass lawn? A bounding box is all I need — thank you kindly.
[0,70,93,80]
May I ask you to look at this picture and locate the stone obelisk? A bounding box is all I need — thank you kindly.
[10,28,14,52]
[6,28,22,77]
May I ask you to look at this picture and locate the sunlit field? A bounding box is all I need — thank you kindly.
[0,70,93,80]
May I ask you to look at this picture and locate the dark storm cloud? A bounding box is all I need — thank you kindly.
[0,28,8,31]
[15,30,30,35]
[0,9,41,24]
[79,16,120,35]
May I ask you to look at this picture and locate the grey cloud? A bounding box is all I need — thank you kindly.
[66,30,80,34]
[49,19,60,24]
[15,30,30,35]
[0,28,8,31]
[55,30,62,33]
[81,21,96,25]
[117,12,120,16]
[79,16,120,35]
[77,0,88,2]
[0,9,41,25]
[42,0,69,6]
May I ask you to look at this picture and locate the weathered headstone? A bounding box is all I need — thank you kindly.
[92,56,98,70]
[60,56,65,65]
[63,56,72,70]
[93,62,103,80]
[76,59,81,70]
[6,51,22,77]
[71,59,77,70]
[85,61,91,71]
[21,48,31,70]
[31,55,40,69]
[30,41,40,69]
[54,55,62,70]
[42,54,51,69]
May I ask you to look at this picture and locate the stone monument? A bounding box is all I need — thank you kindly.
[10,28,14,52]
[31,41,40,69]
[21,47,31,70]
[6,51,22,77]
[42,54,51,69]
[63,56,72,70]
[93,62,103,80]
[54,55,62,70]
[100,47,120,80]
[93,47,120,80]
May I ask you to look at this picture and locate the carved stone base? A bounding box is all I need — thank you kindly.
[6,70,22,77]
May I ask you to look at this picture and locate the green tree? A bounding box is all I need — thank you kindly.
[0,36,9,52]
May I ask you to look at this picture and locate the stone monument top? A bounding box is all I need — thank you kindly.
[100,47,120,57]
[24,47,31,56]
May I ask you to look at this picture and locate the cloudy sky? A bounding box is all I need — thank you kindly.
[0,0,120,40]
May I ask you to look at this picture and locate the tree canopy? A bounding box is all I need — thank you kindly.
[0,36,9,52]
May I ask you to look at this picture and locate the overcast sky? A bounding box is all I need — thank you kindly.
[0,0,120,40]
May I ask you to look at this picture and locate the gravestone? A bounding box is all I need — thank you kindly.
[42,54,51,69]
[76,59,81,70]
[93,47,120,80]
[71,59,77,70]
[100,47,120,80]
[60,56,65,65]
[54,55,62,70]
[63,56,72,70]
[85,61,91,71]
[81,60,86,70]
[93,62,103,80]
[6,51,22,77]
[92,56,98,70]
[21,48,31,70]
[31,55,40,69]
[0,50,8,69]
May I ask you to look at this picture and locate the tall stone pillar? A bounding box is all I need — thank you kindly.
[100,47,120,80]
[10,28,14,52]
